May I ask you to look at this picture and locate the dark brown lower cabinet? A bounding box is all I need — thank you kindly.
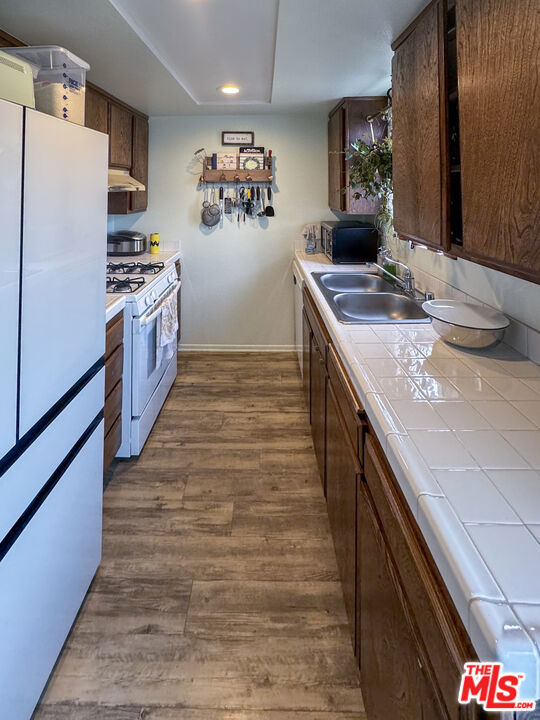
[310,332,326,492]
[302,308,311,413]
[358,477,445,719]
[104,312,124,472]
[301,284,499,720]
[303,287,330,494]
[325,378,359,646]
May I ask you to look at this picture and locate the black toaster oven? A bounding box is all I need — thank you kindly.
[321,221,379,264]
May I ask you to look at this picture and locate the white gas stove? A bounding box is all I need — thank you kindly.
[106,259,181,456]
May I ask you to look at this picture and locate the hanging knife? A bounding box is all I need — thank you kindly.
[219,186,224,226]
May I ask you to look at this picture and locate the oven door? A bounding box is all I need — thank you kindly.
[131,283,180,417]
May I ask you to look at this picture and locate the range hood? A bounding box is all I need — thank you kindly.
[108,168,145,192]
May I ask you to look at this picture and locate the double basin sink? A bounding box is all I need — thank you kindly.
[312,272,430,324]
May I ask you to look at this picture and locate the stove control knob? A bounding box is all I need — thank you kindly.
[169,272,176,282]
[152,291,158,301]
[145,296,152,307]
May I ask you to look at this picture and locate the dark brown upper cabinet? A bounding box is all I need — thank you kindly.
[328,97,388,214]
[84,85,108,135]
[85,86,149,215]
[108,104,133,169]
[392,1,446,249]
[392,0,540,284]
[129,114,149,213]
[456,0,539,283]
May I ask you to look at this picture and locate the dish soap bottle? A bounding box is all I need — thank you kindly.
[305,229,317,254]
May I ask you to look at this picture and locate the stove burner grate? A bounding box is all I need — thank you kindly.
[106,276,146,294]
[107,261,165,275]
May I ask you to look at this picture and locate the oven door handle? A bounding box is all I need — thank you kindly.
[134,280,181,332]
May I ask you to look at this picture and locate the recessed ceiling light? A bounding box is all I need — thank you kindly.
[220,85,240,95]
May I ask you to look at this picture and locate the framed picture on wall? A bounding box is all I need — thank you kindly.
[221,131,254,146]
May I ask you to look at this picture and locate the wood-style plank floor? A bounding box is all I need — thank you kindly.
[34,352,365,719]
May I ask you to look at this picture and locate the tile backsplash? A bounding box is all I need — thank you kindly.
[388,236,540,364]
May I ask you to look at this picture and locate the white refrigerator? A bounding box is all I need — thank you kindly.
[0,100,108,719]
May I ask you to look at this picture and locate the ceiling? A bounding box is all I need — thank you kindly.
[0,0,429,116]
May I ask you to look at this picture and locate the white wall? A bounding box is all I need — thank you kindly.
[388,236,540,362]
[109,113,334,350]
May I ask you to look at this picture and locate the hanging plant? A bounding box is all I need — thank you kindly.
[346,135,393,242]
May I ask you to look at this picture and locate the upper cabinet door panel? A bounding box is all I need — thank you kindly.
[457,0,540,280]
[130,115,148,212]
[85,86,108,135]
[20,111,107,436]
[109,104,132,168]
[0,100,23,459]
[328,107,345,211]
[392,2,444,247]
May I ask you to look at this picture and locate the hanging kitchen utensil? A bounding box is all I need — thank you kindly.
[219,186,224,227]
[202,187,220,227]
[224,189,232,215]
[202,187,208,207]
[209,187,220,216]
[239,186,246,222]
[200,186,210,225]
[237,186,241,225]
[257,186,265,217]
[265,185,275,216]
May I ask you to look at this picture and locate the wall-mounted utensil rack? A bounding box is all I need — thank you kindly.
[201,156,274,183]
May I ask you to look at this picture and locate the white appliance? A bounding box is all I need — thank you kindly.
[0,99,107,719]
[0,100,22,460]
[106,261,180,455]
[0,49,35,108]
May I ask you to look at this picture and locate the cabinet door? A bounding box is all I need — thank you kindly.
[328,105,346,211]
[109,103,132,168]
[85,85,108,134]
[392,2,446,248]
[130,114,148,212]
[326,378,359,645]
[310,335,326,492]
[293,270,303,374]
[0,100,22,460]
[457,0,540,282]
[302,308,311,411]
[358,480,445,720]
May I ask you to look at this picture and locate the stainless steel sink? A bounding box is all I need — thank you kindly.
[315,272,395,293]
[311,271,430,324]
[333,292,429,324]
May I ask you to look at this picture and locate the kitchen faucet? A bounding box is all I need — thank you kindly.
[375,248,416,296]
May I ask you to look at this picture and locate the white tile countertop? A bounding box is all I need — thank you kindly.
[295,251,540,699]
[105,295,126,324]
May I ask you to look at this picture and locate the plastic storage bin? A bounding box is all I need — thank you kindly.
[3,46,90,125]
